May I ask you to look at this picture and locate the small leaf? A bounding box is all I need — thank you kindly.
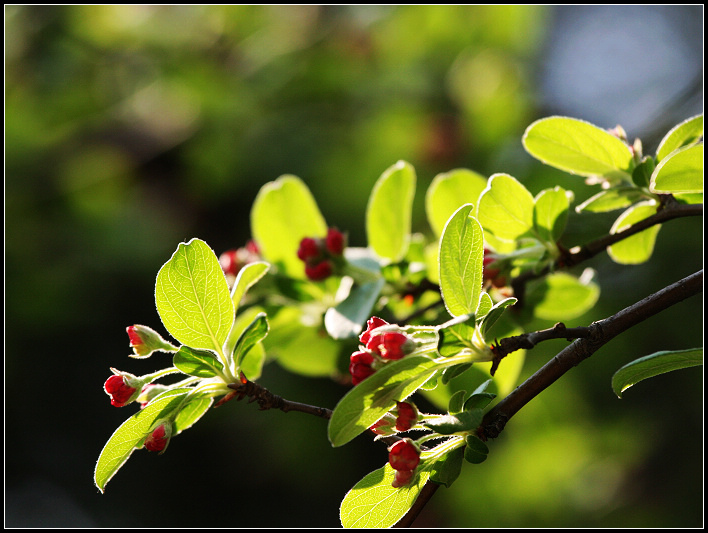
[476,292,493,322]
[230,261,270,310]
[174,346,224,378]
[575,187,648,213]
[448,389,468,414]
[250,175,328,278]
[522,116,634,181]
[430,447,464,488]
[477,174,535,241]
[425,168,488,236]
[464,434,489,464]
[650,144,703,194]
[608,201,661,264]
[439,204,484,317]
[437,314,477,358]
[324,278,386,340]
[464,379,497,410]
[533,186,569,243]
[631,156,655,188]
[328,355,442,447]
[526,271,599,320]
[340,464,431,528]
[424,409,483,435]
[655,114,703,162]
[480,297,517,338]
[155,239,234,353]
[232,312,269,369]
[612,348,703,398]
[366,160,416,263]
[95,389,189,493]
[173,396,213,434]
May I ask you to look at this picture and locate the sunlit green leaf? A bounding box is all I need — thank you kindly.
[612,348,703,398]
[251,175,328,278]
[608,201,661,264]
[230,261,270,310]
[655,114,703,162]
[533,186,569,243]
[328,355,441,447]
[477,173,535,241]
[439,204,484,317]
[430,447,464,488]
[425,168,488,236]
[575,187,648,213]
[480,297,517,338]
[173,396,213,434]
[232,312,269,370]
[526,271,599,320]
[155,239,234,353]
[95,388,190,493]
[650,144,703,194]
[424,409,482,435]
[522,116,634,180]
[366,160,416,263]
[340,464,431,528]
[631,156,655,188]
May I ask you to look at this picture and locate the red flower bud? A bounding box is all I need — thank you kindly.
[144,421,172,453]
[219,243,261,278]
[366,332,413,360]
[389,439,420,471]
[297,237,322,262]
[359,316,389,345]
[395,401,418,432]
[104,374,139,407]
[349,350,376,385]
[304,260,333,281]
[392,469,416,488]
[370,414,397,436]
[325,227,345,256]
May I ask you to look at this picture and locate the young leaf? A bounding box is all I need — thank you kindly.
[522,116,634,181]
[607,201,661,264]
[477,173,535,241]
[328,355,442,447]
[95,388,190,493]
[526,271,599,320]
[655,114,703,162]
[430,446,464,488]
[612,348,703,398]
[324,278,386,340]
[439,204,484,317]
[463,378,497,411]
[366,160,416,263]
[631,156,655,188]
[340,464,431,528]
[480,297,518,338]
[155,239,234,353]
[173,346,224,378]
[650,144,703,194]
[230,261,270,310]
[232,312,269,369]
[464,434,489,464]
[425,168,488,236]
[423,409,483,435]
[575,187,648,213]
[448,389,468,414]
[437,314,476,358]
[250,175,328,279]
[173,396,214,434]
[533,186,569,243]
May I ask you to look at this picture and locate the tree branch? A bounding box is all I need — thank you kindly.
[224,380,333,419]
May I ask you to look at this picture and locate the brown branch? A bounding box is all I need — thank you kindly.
[481,269,702,440]
[224,380,333,419]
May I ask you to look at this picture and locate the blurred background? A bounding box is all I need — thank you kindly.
[5,5,703,527]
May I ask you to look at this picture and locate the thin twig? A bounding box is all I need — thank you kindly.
[225,380,333,419]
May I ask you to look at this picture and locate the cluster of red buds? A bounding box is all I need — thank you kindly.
[296,227,346,281]
[482,247,507,288]
[388,438,421,488]
[219,240,261,282]
[349,317,416,385]
[370,401,419,436]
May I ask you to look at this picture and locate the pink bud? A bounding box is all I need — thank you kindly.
[349,350,376,385]
[366,332,413,360]
[388,439,420,471]
[297,237,322,262]
[395,401,418,432]
[304,260,333,281]
[359,316,389,345]
[392,469,416,488]
[104,374,138,407]
[325,227,345,256]
[145,421,172,453]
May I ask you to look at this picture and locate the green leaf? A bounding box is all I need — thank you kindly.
[328,355,442,447]
[340,464,431,528]
[324,278,386,340]
[533,186,569,243]
[366,160,416,263]
[476,291,493,322]
[526,271,599,320]
[655,114,703,162]
[424,409,483,435]
[173,396,213,434]
[631,156,655,188]
[437,314,477,358]
[173,346,224,378]
[250,175,328,279]
[439,204,484,317]
[522,116,634,181]
[425,168,488,236]
[464,434,489,464]
[232,312,269,369]
[155,239,234,353]
[430,447,464,488]
[448,389,467,414]
[95,388,190,493]
[463,378,496,410]
[608,201,661,264]
[575,187,648,213]
[480,297,518,338]
[477,173,535,241]
[230,261,270,310]
[650,144,703,194]
[612,348,703,398]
